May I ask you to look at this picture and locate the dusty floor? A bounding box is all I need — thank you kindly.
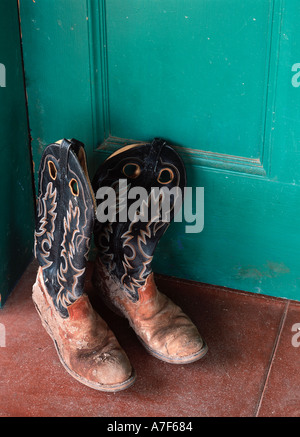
[0,260,299,417]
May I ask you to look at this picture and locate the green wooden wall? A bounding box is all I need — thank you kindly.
[0,0,35,307]
[19,0,300,301]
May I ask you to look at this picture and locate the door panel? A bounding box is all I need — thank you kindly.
[19,0,300,301]
[105,1,272,159]
[89,0,283,176]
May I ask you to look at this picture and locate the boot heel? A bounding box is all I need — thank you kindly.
[32,276,55,340]
[92,268,125,318]
[101,293,125,318]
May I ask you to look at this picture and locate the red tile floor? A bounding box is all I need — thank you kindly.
[0,260,299,417]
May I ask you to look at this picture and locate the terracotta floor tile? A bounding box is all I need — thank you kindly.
[0,261,289,417]
[256,301,300,417]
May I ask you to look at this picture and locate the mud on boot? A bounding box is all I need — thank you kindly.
[92,138,208,364]
[33,138,136,392]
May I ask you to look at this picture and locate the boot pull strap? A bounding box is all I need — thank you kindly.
[60,139,72,190]
[60,138,71,165]
[60,138,85,167]
[59,138,85,181]
[147,138,167,173]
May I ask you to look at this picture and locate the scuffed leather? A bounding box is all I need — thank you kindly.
[92,138,186,301]
[92,139,207,363]
[93,257,206,363]
[33,138,135,390]
[33,268,133,389]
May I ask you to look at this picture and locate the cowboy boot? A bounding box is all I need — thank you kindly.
[33,138,136,392]
[92,138,208,364]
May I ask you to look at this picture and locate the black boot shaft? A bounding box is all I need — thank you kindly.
[92,138,186,302]
[34,139,95,317]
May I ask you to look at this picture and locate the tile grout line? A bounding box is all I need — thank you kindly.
[254,300,290,417]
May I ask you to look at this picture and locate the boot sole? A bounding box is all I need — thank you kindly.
[33,282,136,393]
[137,335,209,364]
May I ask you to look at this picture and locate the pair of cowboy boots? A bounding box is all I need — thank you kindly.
[33,138,208,392]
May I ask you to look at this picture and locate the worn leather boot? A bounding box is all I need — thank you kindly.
[33,138,136,391]
[92,138,208,364]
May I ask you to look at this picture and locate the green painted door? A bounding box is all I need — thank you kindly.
[0,0,35,306]
[19,0,300,301]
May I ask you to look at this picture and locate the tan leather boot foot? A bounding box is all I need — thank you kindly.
[94,258,208,364]
[33,268,136,391]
